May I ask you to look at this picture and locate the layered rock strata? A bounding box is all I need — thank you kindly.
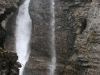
[74,0,100,75]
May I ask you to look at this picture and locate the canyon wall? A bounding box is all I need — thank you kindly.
[3,0,100,75]
[27,0,92,75]
[0,0,21,75]
[27,0,95,75]
[74,0,100,75]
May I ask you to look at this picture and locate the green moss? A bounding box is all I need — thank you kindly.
[0,47,4,51]
[90,30,96,40]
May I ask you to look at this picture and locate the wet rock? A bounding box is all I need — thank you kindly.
[0,24,6,49]
[0,49,21,75]
[0,0,20,21]
[0,1,21,73]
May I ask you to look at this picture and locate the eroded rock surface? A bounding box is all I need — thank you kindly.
[0,49,21,75]
[1,0,21,51]
[0,1,21,75]
[0,0,20,22]
[74,0,100,75]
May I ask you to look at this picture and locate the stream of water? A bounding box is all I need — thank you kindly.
[15,0,32,75]
[49,0,56,75]
[15,0,56,75]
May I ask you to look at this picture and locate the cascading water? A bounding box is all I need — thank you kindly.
[15,0,32,75]
[49,0,56,75]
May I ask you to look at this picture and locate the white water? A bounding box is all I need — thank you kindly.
[15,0,32,75]
[49,0,56,75]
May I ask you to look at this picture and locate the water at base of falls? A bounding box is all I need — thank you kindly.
[15,0,32,75]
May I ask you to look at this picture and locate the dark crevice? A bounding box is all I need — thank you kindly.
[80,18,87,34]
[0,5,19,49]
[0,8,16,49]
[0,8,17,23]
[0,7,15,49]
[0,24,6,49]
[0,0,22,23]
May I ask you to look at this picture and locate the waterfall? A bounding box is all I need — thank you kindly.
[49,0,56,75]
[15,0,32,75]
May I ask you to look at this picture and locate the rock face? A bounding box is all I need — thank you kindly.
[0,0,20,23]
[3,0,100,75]
[27,0,91,75]
[3,0,21,52]
[0,49,21,75]
[0,0,21,52]
[0,0,19,14]
[27,0,92,75]
[26,0,51,75]
[0,1,21,75]
[74,0,100,75]
[54,0,91,75]
[0,24,6,49]
[0,26,21,75]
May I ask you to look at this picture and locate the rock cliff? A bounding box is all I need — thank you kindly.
[0,49,21,75]
[0,0,20,23]
[0,0,21,75]
[3,0,100,75]
[0,0,21,51]
[74,0,100,75]
[27,0,93,75]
